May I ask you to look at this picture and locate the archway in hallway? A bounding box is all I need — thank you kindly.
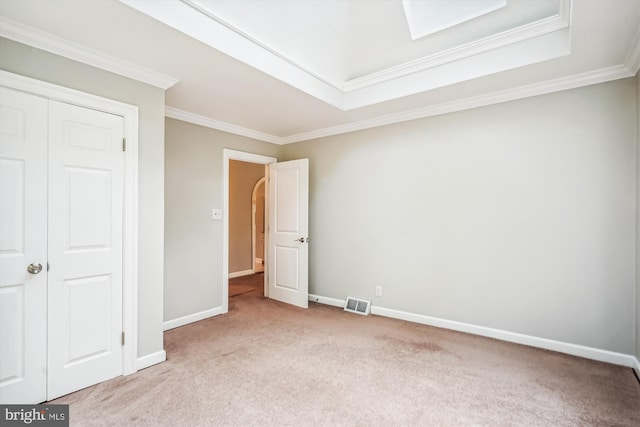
[251,177,266,274]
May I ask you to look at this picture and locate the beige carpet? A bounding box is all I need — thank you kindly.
[228,284,256,298]
[52,274,640,426]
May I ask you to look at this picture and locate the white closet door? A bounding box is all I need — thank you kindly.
[0,87,48,404]
[47,100,124,400]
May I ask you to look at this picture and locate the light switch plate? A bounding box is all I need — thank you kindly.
[212,209,222,220]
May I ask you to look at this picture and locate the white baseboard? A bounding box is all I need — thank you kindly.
[308,294,638,368]
[633,355,640,376]
[229,269,254,279]
[163,306,224,331]
[309,294,344,308]
[136,350,166,371]
[372,306,637,368]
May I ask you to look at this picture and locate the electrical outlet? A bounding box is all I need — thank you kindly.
[375,285,382,297]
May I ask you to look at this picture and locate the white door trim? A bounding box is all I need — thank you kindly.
[222,149,276,313]
[0,70,139,375]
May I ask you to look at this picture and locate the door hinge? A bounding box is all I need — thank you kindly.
[121,332,125,346]
[47,262,50,272]
[122,138,126,152]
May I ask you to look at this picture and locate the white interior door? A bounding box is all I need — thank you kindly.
[268,159,309,308]
[47,101,124,400]
[0,87,48,404]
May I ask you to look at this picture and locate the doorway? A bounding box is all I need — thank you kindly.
[222,150,276,314]
[228,160,266,278]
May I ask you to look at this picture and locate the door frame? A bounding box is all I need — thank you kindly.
[0,70,139,376]
[222,149,276,313]
[251,177,266,274]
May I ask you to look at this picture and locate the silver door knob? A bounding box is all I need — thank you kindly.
[27,263,43,274]
[294,237,308,243]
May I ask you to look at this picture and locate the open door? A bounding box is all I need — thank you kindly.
[267,159,309,308]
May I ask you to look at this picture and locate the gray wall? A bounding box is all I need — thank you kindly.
[164,118,278,322]
[229,160,265,273]
[0,38,166,358]
[282,78,637,354]
[636,71,640,360]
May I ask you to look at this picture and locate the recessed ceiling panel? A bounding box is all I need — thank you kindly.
[402,0,507,40]
[190,0,350,85]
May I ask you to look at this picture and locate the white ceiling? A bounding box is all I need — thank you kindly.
[0,0,638,144]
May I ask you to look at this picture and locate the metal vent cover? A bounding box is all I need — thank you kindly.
[344,297,371,315]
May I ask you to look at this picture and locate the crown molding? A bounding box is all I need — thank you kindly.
[281,64,633,144]
[166,64,632,146]
[0,17,179,90]
[165,106,283,144]
[343,11,570,92]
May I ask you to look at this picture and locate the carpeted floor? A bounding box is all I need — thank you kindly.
[52,274,640,426]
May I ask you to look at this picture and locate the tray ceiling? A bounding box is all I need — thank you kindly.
[123,0,572,109]
[0,0,638,144]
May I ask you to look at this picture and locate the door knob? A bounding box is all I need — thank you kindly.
[27,263,43,274]
[294,237,308,243]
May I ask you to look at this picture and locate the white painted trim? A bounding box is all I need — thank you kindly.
[308,294,345,308]
[228,269,254,279]
[165,63,633,146]
[163,307,224,331]
[121,0,343,108]
[309,293,637,368]
[136,350,166,371]
[223,150,277,314]
[181,0,340,91]
[633,356,640,376]
[0,17,179,90]
[371,306,637,368]
[282,65,634,144]
[0,70,139,376]
[165,107,282,144]
[343,12,569,92]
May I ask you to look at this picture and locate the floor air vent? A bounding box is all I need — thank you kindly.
[344,297,371,315]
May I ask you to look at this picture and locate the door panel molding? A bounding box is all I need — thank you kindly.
[267,159,309,308]
[47,100,125,400]
[0,70,139,377]
[0,87,48,403]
